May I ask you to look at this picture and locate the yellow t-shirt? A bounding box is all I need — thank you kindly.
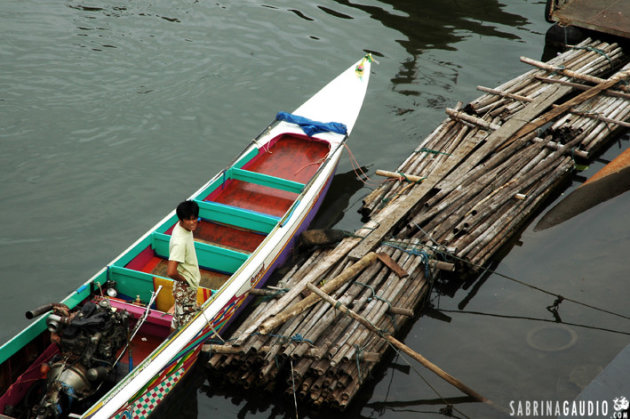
[169,222,201,289]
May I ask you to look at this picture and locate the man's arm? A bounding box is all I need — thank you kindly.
[167,260,188,284]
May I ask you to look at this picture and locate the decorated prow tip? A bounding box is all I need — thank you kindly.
[355,53,376,76]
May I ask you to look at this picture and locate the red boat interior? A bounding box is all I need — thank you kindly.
[124,133,330,292]
[204,134,330,216]
[110,134,332,363]
[100,132,332,318]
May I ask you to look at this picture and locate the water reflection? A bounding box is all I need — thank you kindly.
[310,168,368,230]
[332,0,527,53]
[325,0,532,111]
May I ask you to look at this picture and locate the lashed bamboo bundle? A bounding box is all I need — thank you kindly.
[207,239,434,408]
[206,38,630,410]
[362,40,624,215]
[364,38,630,270]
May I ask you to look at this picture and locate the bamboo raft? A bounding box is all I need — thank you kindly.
[204,38,630,409]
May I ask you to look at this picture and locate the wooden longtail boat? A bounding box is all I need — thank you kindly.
[0,55,372,418]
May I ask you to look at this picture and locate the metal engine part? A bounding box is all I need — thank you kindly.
[30,299,130,418]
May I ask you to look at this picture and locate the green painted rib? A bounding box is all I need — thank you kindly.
[197,200,279,234]
[151,232,249,274]
[193,175,225,203]
[228,167,305,194]
[232,147,259,169]
[155,213,179,234]
[108,265,158,300]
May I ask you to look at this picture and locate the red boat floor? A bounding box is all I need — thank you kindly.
[242,135,330,183]
[119,332,164,367]
[195,220,265,253]
[205,135,330,217]
[211,181,297,217]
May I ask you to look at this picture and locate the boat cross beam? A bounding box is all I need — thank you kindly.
[196,200,280,234]
[151,232,249,274]
[227,167,305,194]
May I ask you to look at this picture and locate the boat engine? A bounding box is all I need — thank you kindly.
[30,299,130,419]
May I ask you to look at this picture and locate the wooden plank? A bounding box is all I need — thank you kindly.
[376,252,408,278]
[347,84,571,260]
[550,0,630,39]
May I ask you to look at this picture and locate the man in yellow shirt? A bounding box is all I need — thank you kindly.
[167,200,201,331]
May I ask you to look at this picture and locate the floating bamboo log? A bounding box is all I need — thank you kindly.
[535,76,630,100]
[477,85,533,104]
[445,108,502,130]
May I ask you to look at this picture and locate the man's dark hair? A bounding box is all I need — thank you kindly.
[176,200,199,221]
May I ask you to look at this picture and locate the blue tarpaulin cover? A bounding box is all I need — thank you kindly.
[276,112,348,137]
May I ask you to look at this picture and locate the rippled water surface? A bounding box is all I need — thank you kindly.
[2,1,629,418]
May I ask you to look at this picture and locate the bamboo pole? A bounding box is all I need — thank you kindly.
[445,108,502,130]
[470,159,573,266]
[532,136,589,158]
[559,107,630,128]
[535,76,630,100]
[305,282,490,404]
[521,56,630,92]
[476,85,533,103]
[505,69,630,149]
[233,236,360,345]
[375,169,424,183]
[301,260,390,361]
[259,252,379,335]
